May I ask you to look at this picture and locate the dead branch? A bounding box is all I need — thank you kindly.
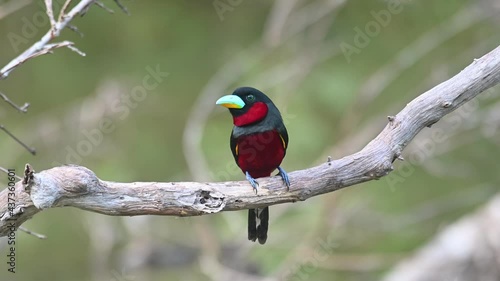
[0,125,36,155]
[0,45,499,237]
[0,91,29,113]
[0,0,127,80]
[0,0,95,80]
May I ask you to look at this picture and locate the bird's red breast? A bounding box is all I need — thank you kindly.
[234,130,286,178]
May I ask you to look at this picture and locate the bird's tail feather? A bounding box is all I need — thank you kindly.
[248,207,269,244]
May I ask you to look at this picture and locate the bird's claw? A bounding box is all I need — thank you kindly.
[277,166,290,191]
[245,171,259,194]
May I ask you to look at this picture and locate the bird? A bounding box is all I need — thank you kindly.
[216,87,290,244]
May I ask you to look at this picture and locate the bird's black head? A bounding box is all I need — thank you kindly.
[216,87,278,126]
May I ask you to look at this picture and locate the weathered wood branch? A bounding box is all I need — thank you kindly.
[0,45,499,237]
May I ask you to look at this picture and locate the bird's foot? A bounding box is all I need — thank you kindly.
[277,166,290,191]
[245,171,259,194]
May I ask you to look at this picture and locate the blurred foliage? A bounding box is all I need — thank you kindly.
[0,0,499,280]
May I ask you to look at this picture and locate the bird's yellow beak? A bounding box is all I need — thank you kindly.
[216,95,245,109]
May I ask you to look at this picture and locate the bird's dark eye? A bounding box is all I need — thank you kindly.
[246,94,255,102]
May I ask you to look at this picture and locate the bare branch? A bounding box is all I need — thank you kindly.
[58,0,73,22]
[0,166,22,180]
[18,226,47,239]
[65,43,86,56]
[113,0,129,15]
[0,0,96,80]
[0,41,85,77]
[94,1,114,14]
[44,0,56,33]
[66,24,84,37]
[0,45,499,238]
[0,125,36,155]
[0,91,30,113]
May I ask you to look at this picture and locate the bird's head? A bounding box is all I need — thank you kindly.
[216,87,274,127]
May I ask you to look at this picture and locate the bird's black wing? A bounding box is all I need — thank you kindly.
[230,128,238,162]
[276,121,289,153]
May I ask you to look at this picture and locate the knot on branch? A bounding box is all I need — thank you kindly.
[176,188,226,215]
[22,164,35,192]
[193,189,226,213]
[30,165,101,209]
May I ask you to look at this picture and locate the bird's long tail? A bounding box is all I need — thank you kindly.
[248,207,269,244]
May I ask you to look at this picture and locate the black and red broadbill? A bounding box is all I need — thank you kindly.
[216,87,290,244]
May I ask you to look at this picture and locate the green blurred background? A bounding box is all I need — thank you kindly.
[1,0,499,280]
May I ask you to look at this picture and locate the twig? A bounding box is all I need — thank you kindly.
[58,0,73,22]
[0,45,499,237]
[65,43,86,56]
[0,167,22,180]
[66,24,84,37]
[18,226,47,239]
[0,125,36,155]
[113,0,129,15]
[0,0,96,80]
[1,41,85,77]
[94,1,114,14]
[44,0,56,34]
[0,91,30,113]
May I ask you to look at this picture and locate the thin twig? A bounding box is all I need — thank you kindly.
[44,0,56,34]
[58,0,73,22]
[113,0,129,15]
[0,167,22,180]
[18,226,47,239]
[66,24,84,37]
[66,44,86,56]
[94,1,114,13]
[0,91,30,113]
[1,41,85,76]
[0,125,36,155]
